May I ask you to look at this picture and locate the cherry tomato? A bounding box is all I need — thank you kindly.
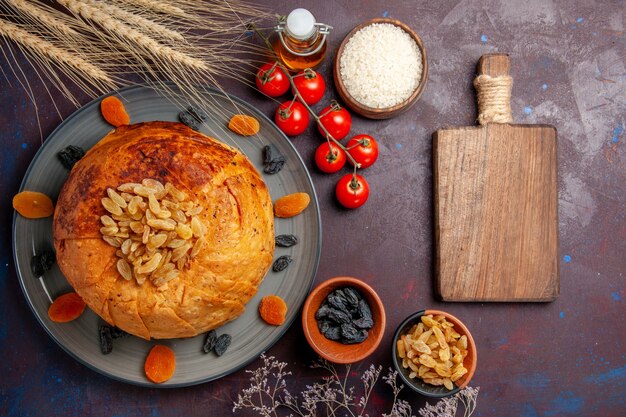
[315,142,346,173]
[275,100,310,136]
[346,134,379,168]
[335,174,369,209]
[292,69,325,105]
[256,63,289,97]
[318,103,352,140]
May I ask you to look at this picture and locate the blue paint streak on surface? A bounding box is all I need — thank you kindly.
[545,391,584,416]
[383,10,389,17]
[585,365,626,384]
[522,403,540,417]
[524,106,532,115]
[611,291,621,301]
[612,124,623,143]
[151,409,159,417]
[481,34,488,43]
[21,142,27,149]
[576,17,584,23]
[542,83,548,90]
[563,255,571,263]
[396,143,403,150]
[560,311,565,318]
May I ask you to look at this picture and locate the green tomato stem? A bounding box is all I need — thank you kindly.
[251,24,360,168]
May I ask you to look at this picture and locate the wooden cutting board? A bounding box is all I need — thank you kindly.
[433,54,559,302]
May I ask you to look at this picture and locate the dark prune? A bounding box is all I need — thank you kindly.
[323,325,341,340]
[30,250,55,277]
[109,326,128,339]
[214,334,232,356]
[57,145,85,170]
[179,111,200,131]
[187,105,208,122]
[317,319,331,334]
[202,330,217,353]
[272,255,293,272]
[325,308,351,324]
[275,234,298,247]
[342,287,361,309]
[263,145,286,174]
[99,325,113,355]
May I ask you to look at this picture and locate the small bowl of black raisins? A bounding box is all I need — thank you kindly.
[302,276,386,364]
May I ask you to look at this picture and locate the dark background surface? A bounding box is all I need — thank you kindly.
[1,1,624,416]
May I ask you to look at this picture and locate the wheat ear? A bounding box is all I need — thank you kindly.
[79,0,185,43]
[0,19,114,85]
[57,0,207,71]
[111,0,187,18]
[7,0,81,38]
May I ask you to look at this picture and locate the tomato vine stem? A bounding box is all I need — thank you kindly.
[251,25,361,170]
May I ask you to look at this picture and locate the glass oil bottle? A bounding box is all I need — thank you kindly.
[273,8,332,72]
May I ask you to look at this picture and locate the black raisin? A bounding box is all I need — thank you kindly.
[327,292,348,312]
[202,330,217,354]
[109,326,129,339]
[315,304,332,320]
[342,287,361,309]
[263,145,286,174]
[340,323,359,342]
[357,299,372,321]
[57,145,85,170]
[317,319,331,334]
[325,308,351,324]
[272,255,292,272]
[30,250,56,277]
[275,234,298,247]
[99,325,113,355]
[187,105,208,122]
[179,111,199,131]
[353,316,374,330]
[351,329,369,344]
[323,325,341,341]
[214,334,232,356]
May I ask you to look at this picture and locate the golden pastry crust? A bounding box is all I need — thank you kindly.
[53,121,274,339]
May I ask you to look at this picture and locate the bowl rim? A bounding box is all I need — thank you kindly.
[302,276,386,364]
[333,17,429,118]
[391,309,477,398]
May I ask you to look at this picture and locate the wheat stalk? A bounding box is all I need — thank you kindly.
[111,0,187,18]
[0,19,114,86]
[79,0,185,43]
[57,0,208,71]
[7,0,80,38]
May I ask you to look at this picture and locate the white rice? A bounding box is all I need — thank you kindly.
[339,23,423,109]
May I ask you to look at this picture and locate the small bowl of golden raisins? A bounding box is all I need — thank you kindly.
[392,310,477,397]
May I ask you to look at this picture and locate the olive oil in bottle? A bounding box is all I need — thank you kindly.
[273,8,332,72]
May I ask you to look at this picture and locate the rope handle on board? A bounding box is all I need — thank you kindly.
[474,54,513,125]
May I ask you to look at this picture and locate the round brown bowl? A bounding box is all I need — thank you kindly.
[302,277,386,364]
[333,18,428,119]
[392,309,477,398]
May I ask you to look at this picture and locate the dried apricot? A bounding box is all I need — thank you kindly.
[228,114,260,136]
[48,292,86,323]
[13,191,54,218]
[144,345,176,383]
[258,295,287,326]
[101,96,130,127]
[274,192,310,218]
